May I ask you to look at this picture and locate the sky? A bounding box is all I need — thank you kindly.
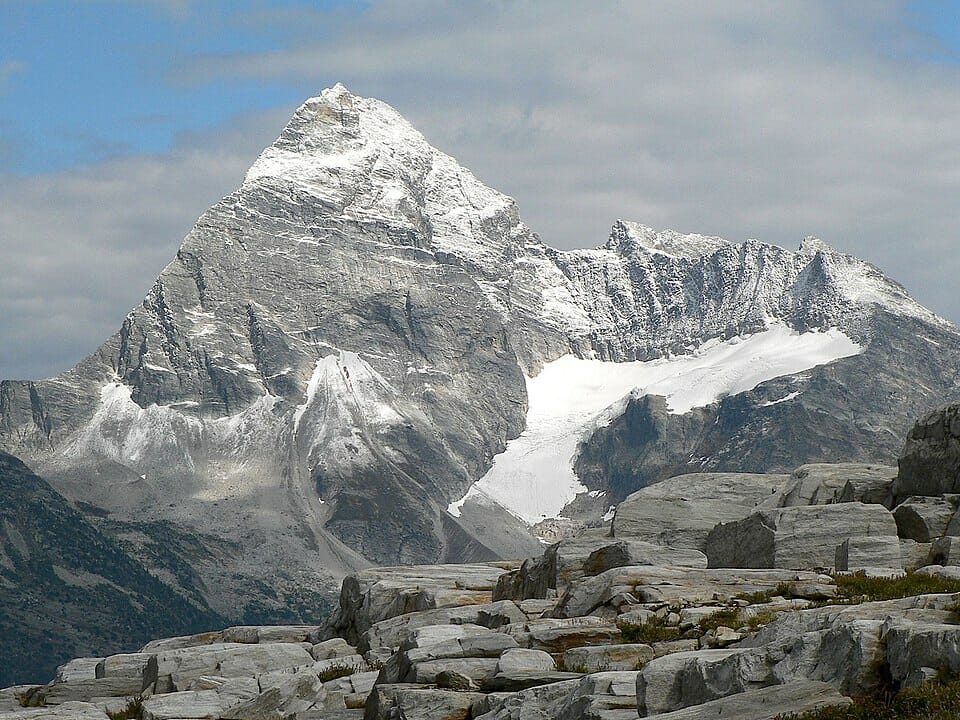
[2,1,960,379]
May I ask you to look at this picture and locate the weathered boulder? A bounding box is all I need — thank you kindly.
[706,503,897,570]
[640,680,851,719]
[612,473,789,550]
[900,539,933,569]
[141,631,225,653]
[553,566,830,618]
[556,671,639,720]
[764,464,895,507]
[221,669,327,719]
[835,536,902,572]
[582,542,707,577]
[311,637,359,661]
[892,404,960,503]
[472,679,582,719]
[562,643,655,672]
[152,642,313,691]
[326,564,511,644]
[522,618,622,653]
[363,684,485,720]
[0,702,110,719]
[483,670,585,692]
[141,690,225,720]
[54,658,102,683]
[893,496,958,542]
[31,677,148,706]
[359,600,525,652]
[495,649,555,674]
[493,533,705,602]
[221,625,324,644]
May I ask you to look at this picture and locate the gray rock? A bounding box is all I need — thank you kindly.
[328,563,511,644]
[141,690,225,720]
[221,625,323,645]
[553,565,830,618]
[707,503,898,570]
[35,677,148,706]
[359,600,524,652]
[641,681,851,719]
[765,464,895,507]
[483,670,586,692]
[612,473,789,550]
[556,671,639,720]
[900,539,933,569]
[496,648,556,674]
[55,658,102,683]
[0,702,110,719]
[562,643,655,672]
[221,669,327,719]
[836,536,902,572]
[894,496,958,542]
[472,679,582,719]
[311,638,358,661]
[930,536,960,566]
[364,684,485,720]
[893,404,960,503]
[526,622,622,653]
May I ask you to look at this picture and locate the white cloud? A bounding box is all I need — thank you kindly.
[3,1,960,378]
[0,107,292,379]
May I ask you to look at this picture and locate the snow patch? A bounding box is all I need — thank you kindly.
[759,391,803,407]
[448,324,861,524]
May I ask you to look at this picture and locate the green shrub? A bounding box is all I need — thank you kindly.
[618,616,682,643]
[317,662,363,682]
[107,697,143,720]
[777,676,960,719]
[829,571,960,605]
[697,608,743,633]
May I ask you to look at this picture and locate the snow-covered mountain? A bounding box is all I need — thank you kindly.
[2,84,959,624]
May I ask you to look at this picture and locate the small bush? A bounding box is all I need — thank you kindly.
[107,697,143,720]
[618,616,682,643]
[698,608,743,633]
[735,589,779,604]
[776,676,960,719]
[317,662,363,682]
[746,608,779,631]
[829,571,960,605]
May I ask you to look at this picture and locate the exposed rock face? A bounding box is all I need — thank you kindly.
[0,453,222,687]
[611,473,788,551]
[3,84,960,675]
[893,404,960,502]
[705,503,898,570]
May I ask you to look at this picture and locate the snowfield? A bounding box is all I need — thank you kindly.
[449,323,861,524]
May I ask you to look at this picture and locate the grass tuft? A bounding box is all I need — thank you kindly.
[777,676,960,720]
[618,616,682,643]
[317,662,363,682]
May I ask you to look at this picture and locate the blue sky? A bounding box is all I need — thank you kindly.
[0,1,367,173]
[3,1,960,379]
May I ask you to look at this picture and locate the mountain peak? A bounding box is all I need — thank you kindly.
[800,235,832,254]
[607,219,729,259]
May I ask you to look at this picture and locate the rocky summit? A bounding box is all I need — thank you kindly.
[3,85,960,689]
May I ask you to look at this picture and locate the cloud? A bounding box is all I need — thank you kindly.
[4,1,960,378]
[0,60,25,94]
[0,107,293,379]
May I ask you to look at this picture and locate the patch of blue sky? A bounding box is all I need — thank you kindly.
[905,0,960,63]
[0,0,369,174]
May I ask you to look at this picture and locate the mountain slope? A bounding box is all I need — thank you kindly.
[0,452,224,686]
[1,84,959,624]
